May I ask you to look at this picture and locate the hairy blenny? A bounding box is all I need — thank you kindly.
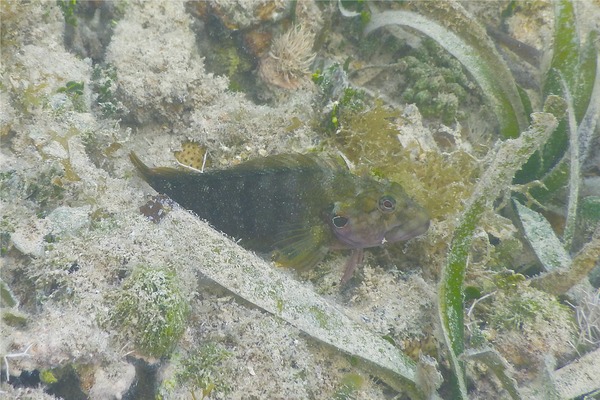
[130,152,430,284]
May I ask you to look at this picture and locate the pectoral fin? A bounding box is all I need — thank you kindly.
[272,224,331,270]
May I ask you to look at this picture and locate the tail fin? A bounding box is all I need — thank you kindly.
[129,151,156,183]
[130,151,149,174]
[129,151,200,197]
[130,151,191,179]
[129,151,208,214]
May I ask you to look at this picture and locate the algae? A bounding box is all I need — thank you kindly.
[2,0,600,398]
[105,264,190,358]
[174,343,232,398]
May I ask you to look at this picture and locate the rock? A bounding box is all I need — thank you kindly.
[10,217,50,258]
[89,361,136,400]
[46,205,91,237]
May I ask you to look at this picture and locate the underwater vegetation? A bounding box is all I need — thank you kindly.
[167,343,232,399]
[181,0,600,397]
[200,25,256,93]
[57,0,77,27]
[104,264,189,358]
[0,162,66,216]
[399,38,480,125]
[332,0,599,398]
[90,64,126,118]
[363,1,529,138]
[333,372,365,400]
[2,0,599,398]
[312,64,479,221]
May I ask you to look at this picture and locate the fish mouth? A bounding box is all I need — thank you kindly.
[331,220,431,249]
[384,220,430,243]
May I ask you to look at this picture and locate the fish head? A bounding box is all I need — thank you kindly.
[326,179,430,249]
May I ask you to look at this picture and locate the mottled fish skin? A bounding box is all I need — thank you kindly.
[130,152,430,283]
[131,153,341,252]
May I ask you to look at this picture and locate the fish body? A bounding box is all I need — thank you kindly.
[130,152,430,283]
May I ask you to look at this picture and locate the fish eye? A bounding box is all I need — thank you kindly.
[379,195,396,213]
[332,215,349,228]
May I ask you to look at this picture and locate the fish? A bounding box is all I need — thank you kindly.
[130,152,430,285]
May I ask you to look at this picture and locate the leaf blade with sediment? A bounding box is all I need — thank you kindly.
[531,229,600,295]
[513,200,571,272]
[439,112,558,399]
[364,2,528,138]
[167,211,426,398]
[463,347,523,400]
[553,346,600,398]
[545,0,579,94]
[517,0,598,185]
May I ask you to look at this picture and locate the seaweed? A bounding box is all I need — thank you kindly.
[361,0,598,217]
[0,163,66,214]
[400,39,478,125]
[57,80,86,113]
[437,112,558,398]
[57,0,78,27]
[333,373,365,400]
[91,64,126,118]
[3,1,598,397]
[104,265,190,358]
[514,2,599,205]
[173,343,232,398]
[364,1,528,138]
[336,1,600,396]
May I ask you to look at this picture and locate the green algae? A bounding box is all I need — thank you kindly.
[312,64,479,220]
[57,0,78,27]
[364,2,528,138]
[488,284,574,332]
[1,278,17,307]
[57,80,86,112]
[174,343,232,398]
[333,372,365,400]
[16,82,50,116]
[91,64,125,118]
[323,99,478,220]
[312,64,368,134]
[438,112,558,399]
[40,369,59,384]
[181,344,231,396]
[105,264,189,358]
[400,38,478,124]
[2,310,28,328]
[197,17,255,94]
